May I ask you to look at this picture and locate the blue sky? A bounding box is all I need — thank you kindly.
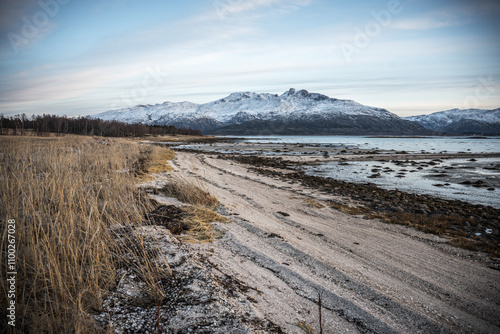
[0,0,499,117]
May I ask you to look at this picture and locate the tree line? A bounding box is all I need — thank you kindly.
[0,114,201,137]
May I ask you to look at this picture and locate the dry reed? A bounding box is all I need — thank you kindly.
[161,177,219,210]
[0,136,169,333]
[160,177,226,242]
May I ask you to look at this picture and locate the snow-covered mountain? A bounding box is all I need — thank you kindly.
[405,108,500,135]
[95,89,433,135]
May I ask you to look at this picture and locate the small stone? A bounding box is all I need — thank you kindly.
[390,206,405,213]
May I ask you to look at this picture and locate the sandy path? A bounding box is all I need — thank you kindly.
[171,151,500,333]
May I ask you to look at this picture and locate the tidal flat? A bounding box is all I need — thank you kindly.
[171,136,500,208]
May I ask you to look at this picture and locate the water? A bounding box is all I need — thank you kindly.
[181,135,500,207]
[235,135,500,154]
[301,157,500,208]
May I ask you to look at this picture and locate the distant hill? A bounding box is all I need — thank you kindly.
[405,108,500,135]
[95,88,435,135]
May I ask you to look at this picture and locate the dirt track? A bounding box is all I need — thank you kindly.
[170,151,500,333]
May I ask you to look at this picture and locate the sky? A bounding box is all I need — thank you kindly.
[0,0,499,118]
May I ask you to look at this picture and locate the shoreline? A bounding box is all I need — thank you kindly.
[157,150,500,333]
[223,154,500,257]
[96,144,500,333]
[163,136,500,257]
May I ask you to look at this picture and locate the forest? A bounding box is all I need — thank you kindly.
[0,114,201,137]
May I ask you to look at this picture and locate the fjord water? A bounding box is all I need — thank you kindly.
[239,136,500,208]
[240,135,500,154]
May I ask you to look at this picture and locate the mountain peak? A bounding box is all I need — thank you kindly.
[94,89,433,135]
[282,88,309,96]
[405,108,500,135]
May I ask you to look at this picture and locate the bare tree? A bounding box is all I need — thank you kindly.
[20,113,27,135]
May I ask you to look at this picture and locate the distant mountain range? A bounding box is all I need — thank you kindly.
[95,89,499,135]
[404,108,500,135]
[95,89,434,135]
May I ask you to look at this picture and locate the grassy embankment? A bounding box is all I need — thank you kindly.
[0,135,221,333]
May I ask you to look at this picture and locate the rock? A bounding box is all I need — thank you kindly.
[277,211,290,217]
[265,232,283,239]
[390,206,405,213]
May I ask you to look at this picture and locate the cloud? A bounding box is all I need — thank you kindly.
[392,17,462,30]
[391,1,500,31]
[211,0,311,20]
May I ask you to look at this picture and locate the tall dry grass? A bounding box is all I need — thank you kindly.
[160,176,227,242]
[0,136,170,333]
[161,176,219,210]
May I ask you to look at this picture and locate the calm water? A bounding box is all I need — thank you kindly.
[237,135,500,154]
[231,136,500,208]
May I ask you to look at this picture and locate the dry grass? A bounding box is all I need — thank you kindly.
[161,177,219,210]
[133,145,174,180]
[160,177,226,242]
[0,136,169,333]
[328,201,369,215]
[296,320,314,334]
[147,147,175,173]
[180,207,227,243]
[303,198,325,209]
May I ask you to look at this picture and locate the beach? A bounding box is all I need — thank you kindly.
[119,144,500,333]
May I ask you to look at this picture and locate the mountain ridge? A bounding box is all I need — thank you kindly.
[405,108,500,135]
[94,89,434,135]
